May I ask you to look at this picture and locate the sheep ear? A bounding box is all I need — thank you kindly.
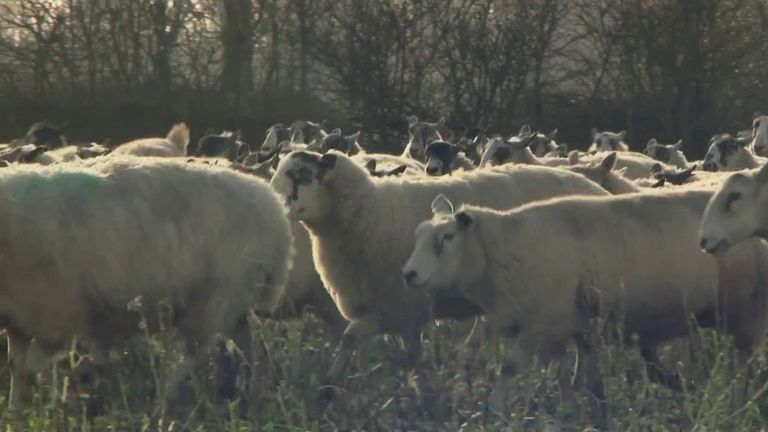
[330,128,342,137]
[548,128,558,140]
[650,163,662,175]
[646,138,657,148]
[522,133,538,148]
[318,153,337,178]
[431,194,454,216]
[388,165,407,176]
[673,140,683,150]
[365,159,377,174]
[408,115,418,127]
[600,152,617,171]
[754,112,765,120]
[618,130,627,140]
[590,128,598,140]
[347,130,361,141]
[455,211,474,231]
[519,124,531,136]
[567,150,580,165]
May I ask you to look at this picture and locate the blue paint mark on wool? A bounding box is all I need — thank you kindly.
[4,170,104,211]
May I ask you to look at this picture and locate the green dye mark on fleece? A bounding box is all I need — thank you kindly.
[4,171,105,210]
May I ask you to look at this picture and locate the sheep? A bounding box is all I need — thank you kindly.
[402,115,446,161]
[566,152,641,194]
[698,163,768,255]
[351,152,425,176]
[702,133,766,172]
[588,129,629,152]
[520,125,559,158]
[544,143,569,158]
[0,144,49,164]
[317,128,363,155]
[268,150,610,402]
[402,191,768,414]
[456,126,490,165]
[112,123,190,157]
[194,129,248,161]
[479,135,570,168]
[0,156,292,408]
[261,123,293,152]
[364,159,409,177]
[644,138,689,169]
[571,150,670,180]
[24,121,67,149]
[424,141,475,176]
[753,113,768,157]
[289,120,325,148]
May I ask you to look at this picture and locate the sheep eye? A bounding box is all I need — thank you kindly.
[725,192,742,212]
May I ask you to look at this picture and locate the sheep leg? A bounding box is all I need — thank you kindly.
[641,345,681,390]
[317,315,382,408]
[7,332,32,410]
[574,332,608,428]
[488,340,533,415]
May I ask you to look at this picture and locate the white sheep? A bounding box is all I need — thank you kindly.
[479,135,570,168]
[260,123,293,152]
[566,152,641,194]
[402,115,446,161]
[111,123,190,157]
[571,150,670,180]
[403,191,768,414]
[588,129,629,152]
[351,152,425,176]
[317,129,363,155]
[424,141,475,176]
[0,156,292,408]
[268,150,609,400]
[752,114,768,157]
[702,133,766,172]
[644,139,689,169]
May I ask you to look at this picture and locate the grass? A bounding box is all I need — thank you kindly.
[1,313,768,431]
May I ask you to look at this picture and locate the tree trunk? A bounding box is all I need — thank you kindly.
[220,0,254,115]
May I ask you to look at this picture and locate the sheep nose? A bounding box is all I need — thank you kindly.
[403,270,418,285]
[700,238,708,250]
[426,166,438,175]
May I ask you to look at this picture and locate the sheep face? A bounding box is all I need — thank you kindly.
[644,139,682,164]
[406,115,444,160]
[457,127,487,156]
[424,141,460,176]
[289,120,324,148]
[568,152,618,187]
[402,195,479,291]
[270,151,336,223]
[544,143,568,158]
[529,130,558,158]
[753,114,768,157]
[479,134,536,167]
[699,168,768,254]
[195,131,247,161]
[702,134,750,172]
[319,129,361,155]
[262,124,291,152]
[590,129,627,152]
[25,121,66,149]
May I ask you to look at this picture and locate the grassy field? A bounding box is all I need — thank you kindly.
[1,312,768,431]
